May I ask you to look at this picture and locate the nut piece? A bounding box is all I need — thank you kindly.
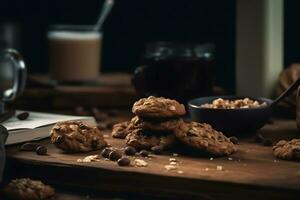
[165,165,177,171]
[134,159,148,167]
[109,150,122,161]
[117,157,131,166]
[124,146,137,156]
[77,155,100,163]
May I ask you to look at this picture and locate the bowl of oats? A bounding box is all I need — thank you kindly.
[188,96,273,136]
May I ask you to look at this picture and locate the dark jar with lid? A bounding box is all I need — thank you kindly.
[132,42,215,103]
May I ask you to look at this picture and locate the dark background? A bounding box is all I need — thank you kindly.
[0,0,298,93]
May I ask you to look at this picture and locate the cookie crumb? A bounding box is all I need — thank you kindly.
[228,157,233,161]
[177,170,183,174]
[216,165,223,171]
[77,155,100,163]
[169,158,177,162]
[210,157,214,161]
[173,153,178,157]
[134,159,148,167]
[165,165,178,171]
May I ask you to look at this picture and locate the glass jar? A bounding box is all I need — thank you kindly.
[132,42,215,103]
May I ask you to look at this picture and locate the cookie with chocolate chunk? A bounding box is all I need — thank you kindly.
[174,121,236,156]
[132,96,186,119]
[131,116,182,132]
[125,128,176,150]
[273,139,300,161]
[50,120,107,152]
[3,178,55,200]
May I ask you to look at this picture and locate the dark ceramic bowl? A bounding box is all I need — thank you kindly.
[188,96,273,136]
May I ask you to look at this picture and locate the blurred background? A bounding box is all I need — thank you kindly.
[0,0,298,95]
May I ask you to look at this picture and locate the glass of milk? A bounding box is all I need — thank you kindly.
[47,25,102,82]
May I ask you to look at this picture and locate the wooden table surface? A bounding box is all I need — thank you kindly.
[4,118,300,200]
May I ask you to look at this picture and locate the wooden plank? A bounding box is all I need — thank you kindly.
[5,119,300,199]
[13,73,137,109]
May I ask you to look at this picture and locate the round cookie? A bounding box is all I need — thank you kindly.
[50,120,107,152]
[125,128,176,150]
[131,116,182,132]
[273,139,300,161]
[3,178,55,200]
[132,96,186,119]
[174,121,236,156]
[111,121,133,139]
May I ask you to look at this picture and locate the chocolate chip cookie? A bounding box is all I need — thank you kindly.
[273,139,300,161]
[131,116,182,132]
[132,96,186,119]
[111,121,134,139]
[3,178,55,200]
[174,121,236,156]
[50,120,107,152]
[125,128,176,150]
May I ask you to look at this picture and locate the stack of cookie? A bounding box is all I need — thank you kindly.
[112,96,186,150]
[112,96,236,156]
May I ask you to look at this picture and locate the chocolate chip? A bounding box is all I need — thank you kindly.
[151,146,163,155]
[101,148,112,158]
[20,143,40,151]
[91,138,98,150]
[79,123,88,129]
[117,157,131,166]
[36,146,47,155]
[124,146,137,156]
[109,150,122,161]
[55,135,63,144]
[17,112,29,120]
[262,139,272,146]
[229,136,238,144]
[139,150,149,157]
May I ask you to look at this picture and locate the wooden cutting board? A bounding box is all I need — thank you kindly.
[5,119,300,200]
